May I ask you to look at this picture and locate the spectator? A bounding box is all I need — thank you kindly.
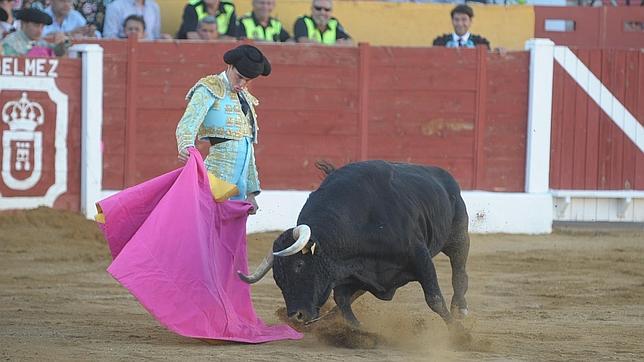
[103,0,167,39]
[43,0,99,38]
[237,0,290,42]
[2,8,69,56]
[75,0,107,33]
[121,13,143,38]
[0,8,6,41]
[21,0,48,11]
[195,15,218,40]
[0,0,20,37]
[432,5,490,49]
[293,0,352,45]
[176,0,236,40]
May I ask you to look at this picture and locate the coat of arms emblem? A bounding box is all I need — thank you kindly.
[2,92,45,190]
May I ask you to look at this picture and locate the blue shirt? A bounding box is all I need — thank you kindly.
[103,0,161,39]
[43,7,88,36]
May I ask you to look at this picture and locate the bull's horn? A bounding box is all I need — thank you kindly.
[273,225,311,257]
[238,251,274,284]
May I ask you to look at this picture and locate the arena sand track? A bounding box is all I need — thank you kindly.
[1,208,643,361]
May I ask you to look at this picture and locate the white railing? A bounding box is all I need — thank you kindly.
[525,39,644,222]
[69,44,103,218]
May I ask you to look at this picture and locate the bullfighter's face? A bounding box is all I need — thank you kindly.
[226,65,254,93]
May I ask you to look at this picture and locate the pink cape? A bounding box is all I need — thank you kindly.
[97,149,302,343]
[26,46,54,57]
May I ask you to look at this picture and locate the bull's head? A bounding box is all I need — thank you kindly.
[238,225,333,324]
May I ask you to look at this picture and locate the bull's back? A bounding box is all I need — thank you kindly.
[300,161,464,248]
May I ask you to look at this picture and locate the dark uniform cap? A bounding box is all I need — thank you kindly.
[0,8,8,23]
[223,45,271,79]
[17,8,53,25]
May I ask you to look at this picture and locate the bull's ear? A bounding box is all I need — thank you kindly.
[301,241,318,255]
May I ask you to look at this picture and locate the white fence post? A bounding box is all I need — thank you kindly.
[524,39,555,194]
[69,44,103,218]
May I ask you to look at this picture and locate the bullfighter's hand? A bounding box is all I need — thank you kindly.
[247,193,259,215]
[178,147,192,164]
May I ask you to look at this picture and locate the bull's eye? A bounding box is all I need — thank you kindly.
[294,259,305,274]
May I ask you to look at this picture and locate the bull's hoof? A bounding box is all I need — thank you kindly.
[314,322,380,349]
[450,304,469,319]
[448,321,473,349]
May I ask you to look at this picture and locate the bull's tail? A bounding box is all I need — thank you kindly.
[315,160,336,177]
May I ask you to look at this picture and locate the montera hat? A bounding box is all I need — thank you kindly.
[223,45,271,79]
[17,8,53,25]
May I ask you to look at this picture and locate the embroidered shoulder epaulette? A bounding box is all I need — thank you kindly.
[185,75,226,100]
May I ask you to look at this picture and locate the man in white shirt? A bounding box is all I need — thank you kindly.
[43,0,99,38]
[103,0,167,39]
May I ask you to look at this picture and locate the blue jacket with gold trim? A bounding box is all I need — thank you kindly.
[176,71,259,152]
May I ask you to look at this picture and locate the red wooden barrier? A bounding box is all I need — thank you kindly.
[55,60,83,210]
[535,6,644,49]
[0,57,82,210]
[96,40,529,192]
[550,48,644,190]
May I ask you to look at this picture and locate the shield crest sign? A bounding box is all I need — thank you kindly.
[2,92,44,190]
[0,76,68,209]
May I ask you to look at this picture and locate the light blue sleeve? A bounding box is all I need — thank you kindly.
[175,85,216,152]
[246,145,260,195]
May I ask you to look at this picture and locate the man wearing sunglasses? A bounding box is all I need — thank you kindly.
[176,44,271,214]
[293,0,351,45]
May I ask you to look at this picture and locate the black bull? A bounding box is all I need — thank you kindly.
[239,160,470,332]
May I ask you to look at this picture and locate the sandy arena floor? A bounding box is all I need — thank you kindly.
[1,208,643,361]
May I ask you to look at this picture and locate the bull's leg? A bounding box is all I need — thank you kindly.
[413,246,454,326]
[443,233,470,319]
[332,285,365,327]
[415,246,471,344]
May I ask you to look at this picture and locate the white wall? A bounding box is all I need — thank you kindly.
[246,190,553,235]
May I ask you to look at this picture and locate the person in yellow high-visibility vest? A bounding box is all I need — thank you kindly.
[293,0,351,45]
[237,0,290,42]
[176,0,237,39]
[196,15,219,40]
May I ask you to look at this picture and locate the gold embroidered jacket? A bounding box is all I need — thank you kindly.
[176,72,259,152]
